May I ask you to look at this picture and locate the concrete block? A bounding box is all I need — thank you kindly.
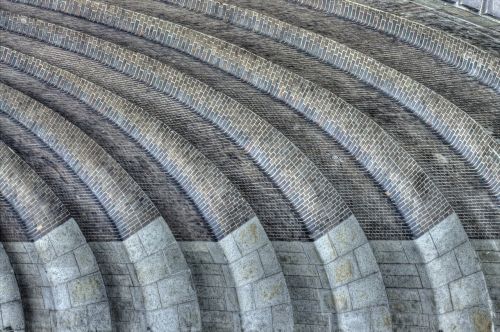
[138,217,175,255]
[73,245,98,276]
[348,273,388,309]
[402,233,438,264]
[45,252,81,284]
[157,271,196,307]
[426,251,462,288]
[449,272,489,310]
[231,251,264,287]
[253,273,289,308]
[48,219,86,256]
[328,215,367,256]
[1,301,24,330]
[314,232,338,264]
[233,217,268,255]
[258,244,281,276]
[454,241,481,276]
[325,253,360,286]
[354,243,379,276]
[430,214,467,255]
[68,273,107,306]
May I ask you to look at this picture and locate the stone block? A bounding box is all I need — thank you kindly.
[1,301,24,330]
[231,251,264,287]
[253,273,289,308]
[236,283,255,312]
[232,217,268,255]
[143,283,161,310]
[379,263,419,276]
[429,214,467,255]
[337,308,370,331]
[454,241,481,276]
[373,250,408,264]
[449,272,489,310]
[134,251,170,285]
[53,283,71,310]
[325,253,360,286]
[276,251,310,266]
[138,217,175,255]
[314,233,338,264]
[206,242,227,264]
[370,240,403,252]
[402,233,438,264]
[426,251,462,288]
[332,285,352,312]
[178,301,201,331]
[73,245,98,276]
[272,241,306,253]
[87,302,112,331]
[146,307,178,332]
[45,252,81,284]
[241,307,272,331]
[219,234,242,264]
[387,288,420,302]
[354,243,379,276]
[54,307,87,332]
[157,272,196,307]
[282,264,318,277]
[348,273,388,309]
[371,305,393,331]
[272,303,293,331]
[123,233,147,263]
[34,235,57,264]
[68,273,107,306]
[302,242,322,265]
[163,244,189,273]
[258,243,281,276]
[328,216,367,256]
[48,219,85,256]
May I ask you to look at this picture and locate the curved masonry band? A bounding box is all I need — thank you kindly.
[0,141,112,331]
[0,43,391,330]
[0,242,24,331]
[161,0,500,200]
[14,0,457,238]
[0,84,202,331]
[0,12,353,239]
[0,46,255,240]
[290,0,500,91]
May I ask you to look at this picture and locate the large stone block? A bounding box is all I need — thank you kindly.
[137,217,175,255]
[232,217,268,255]
[45,252,81,284]
[354,243,379,277]
[454,241,481,276]
[348,273,387,309]
[429,214,467,255]
[48,219,86,256]
[68,273,107,307]
[328,216,367,256]
[134,251,170,285]
[219,234,242,264]
[73,245,98,276]
[157,272,196,307]
[146,307,178,332]
[402,233,438,264]
[231,251,265,287]
[426,251,462,288]
[449,272,489,310]
[1,301,24,330]
[325,253,360,286]
[241,307,272,331]
[253,273,289,308]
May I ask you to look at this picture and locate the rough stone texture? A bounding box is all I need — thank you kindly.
[122,217,202,331]
[219,217,294,330]
[179,241,241,331]
[372,214,494,331]
[5,0,457,238]
[315,216,392,331]
[0,81,160,239]
[290,0,500,90]
[0,242,24,332]
[158,0,499,201]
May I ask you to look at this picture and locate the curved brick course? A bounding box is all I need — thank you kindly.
[289,0,500,91]
[159,0,500,200]
[7,1,458,237]
[0,46,255,240]
[0,83,202,330]
[0,11,354,239]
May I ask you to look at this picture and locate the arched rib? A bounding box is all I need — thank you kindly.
[1,3,456,238]
[0,242,24,332]
[0,84,202,331]
[288,0,500,91]
[158,0,500,199]
[2,25,387,330]
[0,140,112,331]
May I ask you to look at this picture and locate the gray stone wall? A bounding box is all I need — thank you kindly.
[2,1,457,237]
[0,242,24,331]
[0,81,160,239]
[372,214,494,331]
[290,0,499,90]
[219,217,294,331]
[472,239,500,329]
[160,0,499,200]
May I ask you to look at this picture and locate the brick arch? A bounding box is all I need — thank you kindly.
[0,140,111,331]
[0,83,202,331]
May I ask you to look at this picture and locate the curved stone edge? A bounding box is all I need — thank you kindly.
[0,141,112,330]
[18,0,457,237]
[314,215,392,331]
[219,217,294,331]
[289,0,500,91]
[0,242,25,332]
[0,8,355,240]
[0,45,255,241]
[471,239,500,330]
[34,218,113,331]
[0,83,202,330]
[161,0,500,200]
[371,213,494,331]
